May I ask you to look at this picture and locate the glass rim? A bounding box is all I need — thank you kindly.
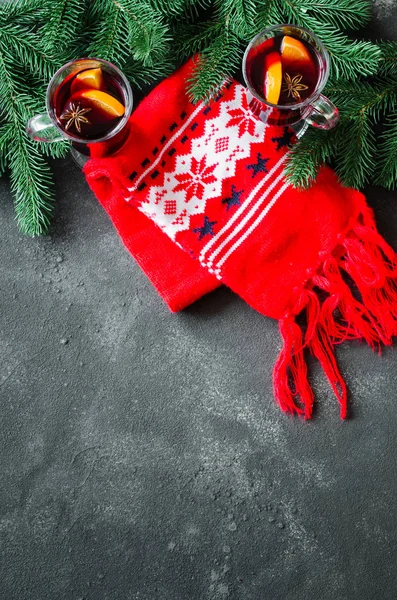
[45,57,133,144]
[242,24,330,110]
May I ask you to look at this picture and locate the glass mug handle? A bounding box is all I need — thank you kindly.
[26,113,65,143]
[304,94,339,130]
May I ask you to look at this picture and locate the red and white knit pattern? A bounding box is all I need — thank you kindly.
[128,85,267,236]
[124,82,291,279]
[200,154,289,277]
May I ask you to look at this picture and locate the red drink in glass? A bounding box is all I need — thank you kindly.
[248,37,318,106]
[27,58,133,164]
[242,25,339,134]
[53,68,126,140]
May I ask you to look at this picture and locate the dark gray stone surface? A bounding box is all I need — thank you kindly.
[2,7,397,600]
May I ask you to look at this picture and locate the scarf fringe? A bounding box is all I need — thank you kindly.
[273,211,397,419]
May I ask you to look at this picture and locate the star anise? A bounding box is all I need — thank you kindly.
[60,103,91,133]
[281,73,309,102]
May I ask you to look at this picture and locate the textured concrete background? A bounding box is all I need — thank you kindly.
[1,5,397,600]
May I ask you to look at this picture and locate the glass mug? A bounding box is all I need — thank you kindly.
[242,24,339,137]
[26,58,133,166]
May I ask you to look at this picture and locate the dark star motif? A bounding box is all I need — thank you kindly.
[271,127,295,151]
[222,185,243,211]
[246,153,269,178]
[192,215,217,241]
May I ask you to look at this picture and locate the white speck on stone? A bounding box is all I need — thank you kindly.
[167,541,176,551]
[217,583,229,597]
[228,522,237,532]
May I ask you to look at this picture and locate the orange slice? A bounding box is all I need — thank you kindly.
[74,89,125,118]
[264,52,282,105]
[71,68,105,94]
[281,36,312,64]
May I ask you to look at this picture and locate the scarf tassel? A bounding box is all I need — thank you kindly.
[273,211,397,419]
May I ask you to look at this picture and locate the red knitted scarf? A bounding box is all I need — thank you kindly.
[85,59,397,419]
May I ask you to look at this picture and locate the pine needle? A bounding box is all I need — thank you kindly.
[88,1,132,66]
[375,114,397,190]
[187,29,242,103]
[377,40,397,78]
[0,2,57,235]
[151,0,212,17]
[172,20,224,62]
[0,0,46,25]
[0,22,57,81]
[284,128,340,189]
[215,0,258,40]
[10,134,54,236]
[289,0,371,31]
[88,0,171,68]
[325,77,397,121]
[334,117,376,188]
[42,0,86,57]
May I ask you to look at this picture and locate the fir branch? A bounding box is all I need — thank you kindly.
[41,0,86,57]
[254,0,285,27]
[287,114,377,191]
[375,114,397,190]
[286,0,372,31]
[0,122,13,177]
[0,22,57,81]
[37,140,71,160]
[0,52,54,235]
[317,31,380,80]
[187,28,242,102]
[150,0,212,17]
[117,0,170,67]
[313,29,380,80]
[377,40,397,78]
[0,47,42,123]
[88,0,171,68]
[0,0,46,25]
[9,134,54,236]
[0,151,6,178]
[88,0,132,66]
[334,117,376,188]
[172,20,224,61]
[215,0,258,40]
[0,6,57,235]
[286,74,392,190]
[284,127,340,188]
[325,77,397,121]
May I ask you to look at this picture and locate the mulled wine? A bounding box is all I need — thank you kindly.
[246,35,319,107]
[26,58,133,165]
[52,66,126,140]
